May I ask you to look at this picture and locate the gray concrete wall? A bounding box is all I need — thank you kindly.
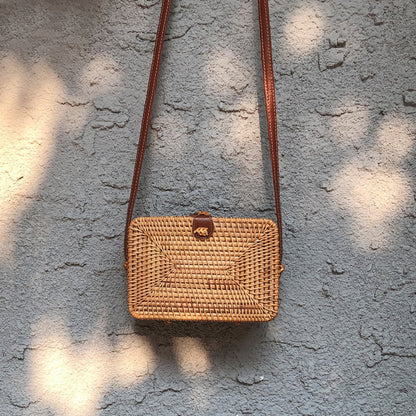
[0,0,415,415]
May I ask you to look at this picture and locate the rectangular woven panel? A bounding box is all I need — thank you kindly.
[126,216,283,322]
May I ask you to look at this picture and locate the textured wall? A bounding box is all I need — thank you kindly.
[0,0,415,415]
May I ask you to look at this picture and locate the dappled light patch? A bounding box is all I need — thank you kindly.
[82,53,121,93]
[330,113,413,249]
[173,337,211,376]
[376,115,413,162]
[114,334,156,387]
[283,3,324,56]
[29,317,155,416]
[0,55,65,262]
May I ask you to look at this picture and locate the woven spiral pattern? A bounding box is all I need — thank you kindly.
[126,216,283,322]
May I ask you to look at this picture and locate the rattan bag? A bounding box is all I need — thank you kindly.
[124,0,284,322]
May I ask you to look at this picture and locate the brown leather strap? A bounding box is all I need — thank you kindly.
[124,0,172,259]
[258,0,283,258]
[125,0,282,260]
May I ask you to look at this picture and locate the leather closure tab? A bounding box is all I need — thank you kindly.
[191,211,214,240]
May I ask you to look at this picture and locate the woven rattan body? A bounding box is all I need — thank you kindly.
[127,216,282,321]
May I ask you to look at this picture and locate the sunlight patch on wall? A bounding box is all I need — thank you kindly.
[173,337,211,376]
[203,49,252,94]
[284,4,324,56]
[376,115,413,162]
[0,52,121,263]
[82,54,121,93]
[202,45,261,153]
[114,334,156,387]
[333,166,408,222]
[0,55,65,262]
[29,318,155,416]
[330,114,413,249]
[227,98,260,142]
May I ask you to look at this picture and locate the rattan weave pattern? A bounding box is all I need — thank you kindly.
[127,216,282,321]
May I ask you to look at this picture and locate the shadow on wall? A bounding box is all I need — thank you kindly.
[0,0,415,415]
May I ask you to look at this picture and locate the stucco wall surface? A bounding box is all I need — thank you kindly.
[0,0,415,415]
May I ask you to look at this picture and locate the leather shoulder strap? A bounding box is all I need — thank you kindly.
[124,0,282,260]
